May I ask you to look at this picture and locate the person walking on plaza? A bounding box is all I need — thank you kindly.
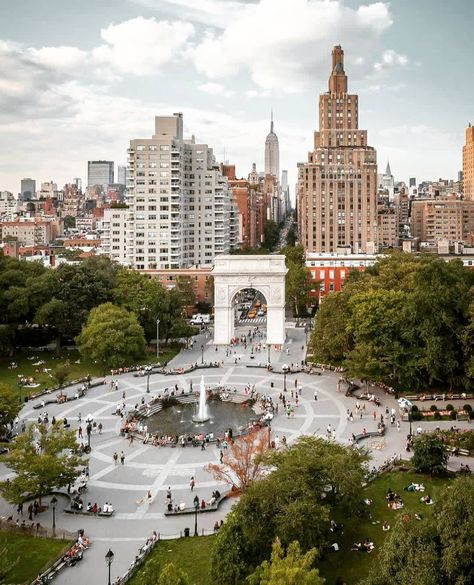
[78,426,83,439]
[120,451,125,465]
[314,391,318,401]
[190,477,195,491]
[113,451,118,465]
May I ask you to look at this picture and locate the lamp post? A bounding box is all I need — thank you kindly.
[105,549,114,585]
[18,380,23,404]
[193,495,199,536]
[201,344,204,365]
[408,407,413,438]
[50,495,57,535]
[268,422,272,448]
[146,369,151,393]
[282,364,288,392]
[156,318,160,360]
[304,326,309,346]
[267,343,271,366]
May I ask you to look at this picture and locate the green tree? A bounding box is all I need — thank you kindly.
[310,291,352,364]
[284,245,313,317]
[55,258,116,337]
[361,518,441,585]
[112,267,168,341]
[0,383,20,436]
[52,363,69,388]
[345,288,423,390]
[247,538,323,585]
[76,302,146,369]
[263,220,280,251]
[436,476,474,583]
[0,423,86,505]
[158,563,190,585]
[411,433,449,476]
[35,297,69,349]
[210,512,250,585]
[63,215,76,229]
[211,437,367,580]
[286,226,297,247]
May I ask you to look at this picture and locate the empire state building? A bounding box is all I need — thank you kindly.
[264,112,279,178]
[298,45,377,253]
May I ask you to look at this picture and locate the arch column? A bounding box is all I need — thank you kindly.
[212,255,287,345]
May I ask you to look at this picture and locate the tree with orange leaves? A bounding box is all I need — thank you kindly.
[205,427,270,492]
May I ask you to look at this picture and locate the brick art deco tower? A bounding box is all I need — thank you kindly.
[298,45,378,253]
[463,123,474,200]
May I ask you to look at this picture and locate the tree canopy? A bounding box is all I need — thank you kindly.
[76,302,147,369]
[0,423,86,505]
[411,433,449,476]
[210,436,367,584]
[310,253,474,392]
[247,538,324,585]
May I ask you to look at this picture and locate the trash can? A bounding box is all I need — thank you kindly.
[184,527,190,537]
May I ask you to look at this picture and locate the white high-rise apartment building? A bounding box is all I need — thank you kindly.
[101,207,128,265]
[120,113,238,270]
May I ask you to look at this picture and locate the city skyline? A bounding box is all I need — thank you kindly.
[0,0,473,196]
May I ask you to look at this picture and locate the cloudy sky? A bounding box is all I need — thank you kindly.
[0,0,473,197]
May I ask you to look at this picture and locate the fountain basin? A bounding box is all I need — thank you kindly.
[145,400,255,437]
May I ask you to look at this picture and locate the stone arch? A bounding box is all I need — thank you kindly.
[212,255,287,345]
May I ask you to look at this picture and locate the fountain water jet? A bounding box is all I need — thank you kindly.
[192,376,210,423]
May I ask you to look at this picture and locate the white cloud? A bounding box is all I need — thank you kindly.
[16,17,195,82]
[198,82,234,97]
[374,49,409,71]
[130,0,244,29]
[92,17,194,76]
[244,89,270,98]
[190,0,393,92]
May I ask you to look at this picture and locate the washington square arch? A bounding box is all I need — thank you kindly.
[212,255,287,345]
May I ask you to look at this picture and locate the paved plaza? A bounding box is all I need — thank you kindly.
[1,326,472,584]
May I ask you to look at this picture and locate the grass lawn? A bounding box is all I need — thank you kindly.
[129,535,215,585]
[0,345,182,397]
[0,530,69,584]
[318,469,453,585]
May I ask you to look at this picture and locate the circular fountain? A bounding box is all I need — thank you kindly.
[192,377,210,423]
[143,375,257,438]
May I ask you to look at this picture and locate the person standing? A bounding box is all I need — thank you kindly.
[190,477,195,491]
[113,451,118,465]
[120,451,125,465]
[314,391,318,401]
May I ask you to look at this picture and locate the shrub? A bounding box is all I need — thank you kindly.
[411,405,419,412]
[430,405,438,412]
[463,404,473,413]
[411,410,423,421]
[449,409,458,420]
[446,404,454,411]
[433,411,441,420]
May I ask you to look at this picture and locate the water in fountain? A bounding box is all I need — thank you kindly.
[192,376,210,423]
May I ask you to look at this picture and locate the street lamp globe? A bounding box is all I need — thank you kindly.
[105,549,114,566]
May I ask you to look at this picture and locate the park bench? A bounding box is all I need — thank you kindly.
[445,446,470,457]
[164,492,229,516]
[353,429,386,444]
[64,504,114,517]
